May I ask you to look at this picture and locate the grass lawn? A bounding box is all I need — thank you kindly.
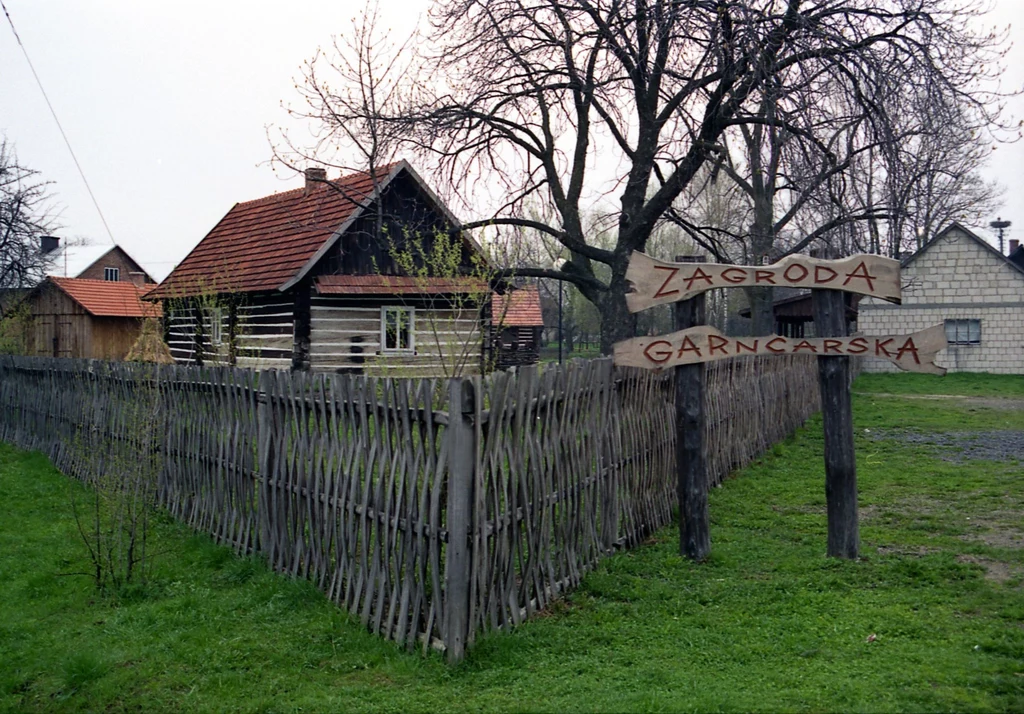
[2,372,1023,712]
[853,371,1024,398]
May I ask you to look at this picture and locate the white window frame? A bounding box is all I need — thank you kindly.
[945,318,981,346]
[208,307,223,346]
[380,305,415,354]
[103,266,120,281]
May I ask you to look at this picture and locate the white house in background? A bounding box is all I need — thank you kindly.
[858,223,1024,374]
[44,238,155,285]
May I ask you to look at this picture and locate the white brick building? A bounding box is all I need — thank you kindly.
[858,223,1024,375]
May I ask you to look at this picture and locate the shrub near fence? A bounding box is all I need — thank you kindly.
[0,353,820,662]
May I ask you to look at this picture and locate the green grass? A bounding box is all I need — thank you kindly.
[539,343,602,363]
[854,371,1024,398]
[2,372,1023,712]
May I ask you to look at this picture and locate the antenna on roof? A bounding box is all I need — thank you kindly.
[989,217,1012,255]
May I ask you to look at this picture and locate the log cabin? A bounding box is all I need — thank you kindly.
[148,162,490,376]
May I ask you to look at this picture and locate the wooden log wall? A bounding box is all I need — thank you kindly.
[165,301,234,366]
[234,294,294,370]
[310,297,482,376]
[165,305,200,363]
[166,294,293,369]
[493,327,542,370]
[0,351,824,661]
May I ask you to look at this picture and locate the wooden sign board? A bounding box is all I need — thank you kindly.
[625,252,902,313]
[614,324,948,375]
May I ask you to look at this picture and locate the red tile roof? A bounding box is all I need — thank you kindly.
[149,164,401,299]
[492,284,543,327]
[50,277,162,318]
[316,275,488,296]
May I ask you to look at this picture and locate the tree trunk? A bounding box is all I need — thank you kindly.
[744,285,776,336]
[598,283,637,355]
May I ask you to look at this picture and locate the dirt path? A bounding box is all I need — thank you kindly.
[854,392,1024,411]
[859,392,1024,462]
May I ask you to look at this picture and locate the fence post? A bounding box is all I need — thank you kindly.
[601,359,620,554]
[445,377,475,664]
[256,370,278,559]
[674,256,710,562]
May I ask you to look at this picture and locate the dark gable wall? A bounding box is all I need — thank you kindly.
[312,171,471,279]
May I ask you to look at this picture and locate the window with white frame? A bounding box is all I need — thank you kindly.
[945,318,981,345]
[104,267,120,281]
[208,307,223,346]
[381,306,414,353]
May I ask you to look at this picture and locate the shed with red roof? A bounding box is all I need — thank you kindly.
[24,277,160,360]
[151,162,489,375]
[489,284,545,369]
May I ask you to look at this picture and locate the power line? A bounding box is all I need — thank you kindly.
[2,0,116,244]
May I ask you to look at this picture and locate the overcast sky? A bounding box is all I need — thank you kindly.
[2,0,1022,281]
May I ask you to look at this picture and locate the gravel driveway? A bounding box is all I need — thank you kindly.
[859,393,1024,463]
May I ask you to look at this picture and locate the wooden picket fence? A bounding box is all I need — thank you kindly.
[0,353,820,662]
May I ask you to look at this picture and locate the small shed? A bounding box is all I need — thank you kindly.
[739,290,859,337]
[490,284,544,369]
[25,277,161,360]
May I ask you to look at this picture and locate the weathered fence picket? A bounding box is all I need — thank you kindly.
[0,352,823,662]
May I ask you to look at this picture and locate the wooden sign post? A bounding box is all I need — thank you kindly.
[674,257,710,561]
[812,289,858,558]
[625,252,902,312]
[615,251,945,562]
[613,325,948,372]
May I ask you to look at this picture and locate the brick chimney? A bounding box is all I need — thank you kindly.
[40,235,60,254]
[1010,239,1020,255]
[128,272,147,287]
[305,167,327,189]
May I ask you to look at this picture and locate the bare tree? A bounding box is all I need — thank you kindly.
[275,1,419,239]
[665,33,1007,335]
[871,103,1004,257]
[294,0,1009,351]
[0,139,57,308]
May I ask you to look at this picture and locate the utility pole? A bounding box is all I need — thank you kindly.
[990,218,1012,255]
